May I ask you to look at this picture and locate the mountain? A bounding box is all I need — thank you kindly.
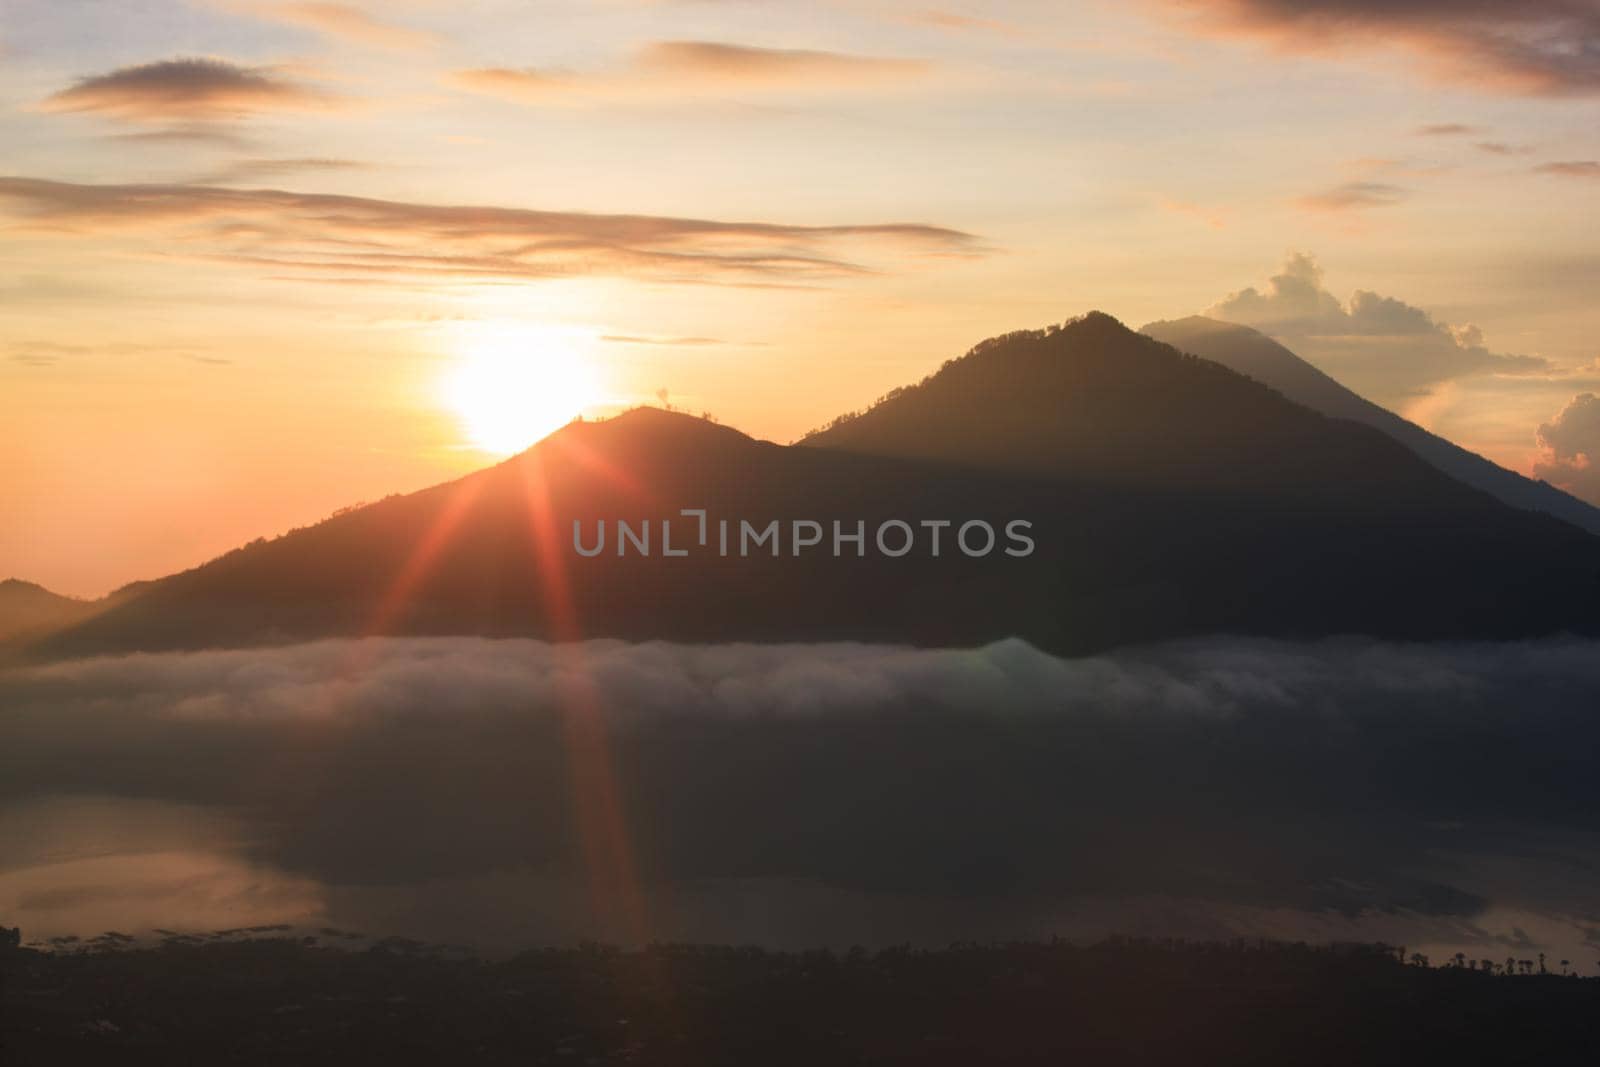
[802,312,1461,503]
[1140,315,1600,535]
[23,410,1078,657]
[20,314,1600,660]
[0,578,94,642]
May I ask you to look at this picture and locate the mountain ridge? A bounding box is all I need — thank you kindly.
[801,312,1501,509]
[13,312,1600,661]
[1141,315,1600,535]
[0,578,95,642]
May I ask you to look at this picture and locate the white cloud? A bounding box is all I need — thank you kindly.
[1534,392,1600,504]
[1209,253,1551,404]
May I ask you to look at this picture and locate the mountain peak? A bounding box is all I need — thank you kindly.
[1064,309,1129,331]
[546,405,757,452]
[1142,314,1254,339]
[958,310,1134,359]
[1,577,76,600]
[596,405,731,433]
[0,577,93,642]
[800,312,1483,501]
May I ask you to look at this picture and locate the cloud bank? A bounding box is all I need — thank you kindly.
[0,177,981,287]
[1208,253,1551,404]
[1158,0,1600,96]
[4,635,1600,953]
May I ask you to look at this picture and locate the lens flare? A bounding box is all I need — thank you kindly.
[445,325,600,455]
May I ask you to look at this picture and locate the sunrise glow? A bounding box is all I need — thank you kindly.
[7,6,1600,1049]
[444,326,601,455]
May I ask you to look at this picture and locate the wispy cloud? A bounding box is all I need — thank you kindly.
[600,334,736,347]
[5,341,90,367]
[638,41,927,85]
[451,40,931,107]
[1476,142,1533,156]
[1404,128,1533,156]
[1535,160,1600,178]
[1341,156,1451,179]
[109,125,258,147]
[0,177,983,288]
[900,10,1025,38]
[1295,181,1407,213]
[40,58,339,123]
[1157,1,1600,96]
[1158,197,1229,229]
[2,339,221,367]
[448,67,572,105]
[251,2,441,51]
[197,157,374,185]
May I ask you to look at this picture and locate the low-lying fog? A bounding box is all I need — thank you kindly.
[3,636,1598,964]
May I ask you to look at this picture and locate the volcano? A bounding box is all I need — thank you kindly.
[18,313,1600,660]
[1141,315,1600,535]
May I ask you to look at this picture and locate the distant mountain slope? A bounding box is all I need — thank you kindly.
[25,411,1082,657]
[22,315,1600,660]
[1141,315,1600,536]
[801,312,1475,506]
[0,579,93,641]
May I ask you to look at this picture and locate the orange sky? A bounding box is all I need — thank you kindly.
[4,0,1600,597]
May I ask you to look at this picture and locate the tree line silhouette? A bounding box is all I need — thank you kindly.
[5,925,1599,1065]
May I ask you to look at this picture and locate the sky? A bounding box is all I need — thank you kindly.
[3,0,1599,597]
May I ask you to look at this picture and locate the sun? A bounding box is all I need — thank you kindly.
[444,325,601,455]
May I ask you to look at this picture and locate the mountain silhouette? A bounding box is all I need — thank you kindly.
[18,314,1600,659]
[0,578,96,642]
[1141,315,1600,535]
[22,409,1075,656]
[803,312,1475,504]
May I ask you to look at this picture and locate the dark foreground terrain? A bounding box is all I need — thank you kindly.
[4,936,1597,1065]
